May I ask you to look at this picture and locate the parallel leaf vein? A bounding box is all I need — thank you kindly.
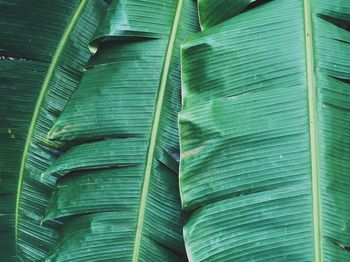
[303,0,322,261]
[14,0,87,250]
[132,0,184,260]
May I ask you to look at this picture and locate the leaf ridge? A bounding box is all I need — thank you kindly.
[304,0,322,261]
[14,0,87,252]
[131,0,185,261]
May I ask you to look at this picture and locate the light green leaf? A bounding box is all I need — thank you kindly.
[180,0,350,261]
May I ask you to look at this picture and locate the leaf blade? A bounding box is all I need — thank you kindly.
[180,0,350,260]
[45,0,199,261]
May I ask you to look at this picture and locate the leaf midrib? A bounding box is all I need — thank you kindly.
[303,0,322,261]
[14,0,87,252]
[131,0,184,261]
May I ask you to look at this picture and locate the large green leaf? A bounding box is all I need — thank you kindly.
[0,1,109,261]
[43,0,198,261]
[197,0,259,30]
[180,0,350,261]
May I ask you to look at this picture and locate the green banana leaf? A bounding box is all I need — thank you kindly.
[198,0,258,30]
[0,1,110,261]
[179,0,350,261]
[42,0,198,261]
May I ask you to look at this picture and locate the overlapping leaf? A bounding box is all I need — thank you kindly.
[0,1,109,260]
[43,0,198,261]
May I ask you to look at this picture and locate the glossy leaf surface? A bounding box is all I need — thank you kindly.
[180,0,350,261]
[44,0,198,261]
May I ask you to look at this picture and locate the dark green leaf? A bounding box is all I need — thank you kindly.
[0,1,109,260]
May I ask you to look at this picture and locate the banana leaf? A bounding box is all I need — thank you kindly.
[198,0,259,30]
[42,0,198,261]
[179,0,350,261]
[0,1,110,261]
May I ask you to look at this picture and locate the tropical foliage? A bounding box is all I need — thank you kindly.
[1,1,110,260]
[180,0,350,261]
[43,0,198,261]
[0,0,197,261]
[2,0,350,261]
